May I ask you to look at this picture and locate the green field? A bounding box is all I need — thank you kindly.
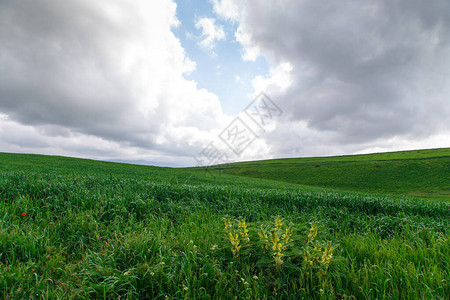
[207,148,450,199]
[0,150,449,299]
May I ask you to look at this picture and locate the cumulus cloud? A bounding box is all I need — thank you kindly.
[195,17,225,52]
[251,62,293,94]
[214,0,450,156]
[210,0,239,21]
[0,0,233,165]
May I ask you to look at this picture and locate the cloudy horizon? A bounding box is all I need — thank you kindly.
[1,0,449,167]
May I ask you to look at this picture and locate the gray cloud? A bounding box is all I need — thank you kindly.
[0,1,149,141]
[223,0,450,147]
[0,0,230,163]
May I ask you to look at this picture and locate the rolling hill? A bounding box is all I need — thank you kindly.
[205,148,450,199]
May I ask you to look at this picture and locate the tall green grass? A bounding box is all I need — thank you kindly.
[0,153,449,299]
[206,148,450,199]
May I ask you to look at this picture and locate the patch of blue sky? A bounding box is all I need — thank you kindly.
[172,0,269,116]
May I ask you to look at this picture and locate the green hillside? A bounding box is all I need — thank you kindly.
[1,152,449,299]
[208,148,450,199]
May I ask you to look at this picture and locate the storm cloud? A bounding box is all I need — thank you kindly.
[0,0,230,164]
[215,0,450,154]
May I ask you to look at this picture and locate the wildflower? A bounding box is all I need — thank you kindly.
[320,245,333,274]
[307,225,318,244]
[238,220,250,242]
[225,219,249,255]
[274,217,282,230]
[274,254,284,266]
[228,232,241,255]
[258,228,269,250]
[270,230,286,267]
[269,232,280,250]
[303,252,314,267]
[253,275,258,280]
[21,212,27,217]
[224,219,231,229]
[282,227,293,244]
[211,244,219,251]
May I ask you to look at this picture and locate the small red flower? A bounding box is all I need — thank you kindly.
[21,212,28,217]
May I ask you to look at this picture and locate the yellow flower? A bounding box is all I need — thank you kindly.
[228,232,241,255]
[282,227,293,244]
[274,255,283,266]
[258,228,269,250]
[270,232,280,244]
[238,220,250,242]
[224,219,231,229]
[274,217,282,230]
[321,245,333,266]
[308,225,318,244]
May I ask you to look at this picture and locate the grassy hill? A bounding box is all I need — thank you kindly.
[0,152,449,299]
[207,148,450,199]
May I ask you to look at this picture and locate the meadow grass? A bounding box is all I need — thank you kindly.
[205,148,450,199]
[0,152,449,299]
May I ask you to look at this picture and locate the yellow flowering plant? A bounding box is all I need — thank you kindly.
[303,224,334,276]
[222,217,334,277]
[224,218,250,256]
[258,216,294,270]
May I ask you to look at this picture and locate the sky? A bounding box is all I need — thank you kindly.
[0,0,449,167]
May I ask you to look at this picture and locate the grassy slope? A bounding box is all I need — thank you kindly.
[0,152,319,191]
[209,148,450,199]
[1,153,449,299]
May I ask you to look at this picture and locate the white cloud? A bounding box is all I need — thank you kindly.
[251,62,293,95]
[195,17,225,52]
[213,0,450,157]
[210,0,240,21]
[235,26,261,61]
[0,0,234,166]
